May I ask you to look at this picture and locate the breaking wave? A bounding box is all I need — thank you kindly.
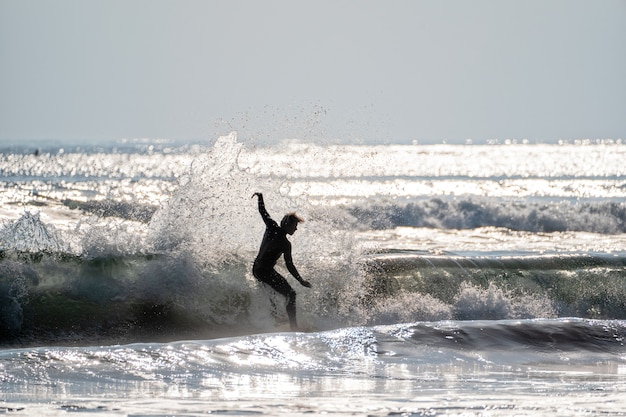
[1,133,625,347]
[349,198,626,234]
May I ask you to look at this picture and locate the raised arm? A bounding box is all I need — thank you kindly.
[252,192,274,227]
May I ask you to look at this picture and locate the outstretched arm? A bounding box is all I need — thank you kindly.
[252,192,273,227]
[284,244,312,288]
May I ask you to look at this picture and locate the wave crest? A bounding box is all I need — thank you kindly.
[350,198,626,234]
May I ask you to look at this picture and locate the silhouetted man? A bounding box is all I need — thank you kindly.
[252,192,311,330]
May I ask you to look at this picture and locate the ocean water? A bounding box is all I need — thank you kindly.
[1,132,625,416]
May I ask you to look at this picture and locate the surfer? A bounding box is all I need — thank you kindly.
[252,192,311,330]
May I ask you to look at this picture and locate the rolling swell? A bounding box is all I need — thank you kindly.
[1,319,623,391]
[399,319,626,353]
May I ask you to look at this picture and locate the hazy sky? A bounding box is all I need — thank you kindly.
[1,0,625,144]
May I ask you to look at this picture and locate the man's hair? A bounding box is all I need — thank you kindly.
[281,212,304,229]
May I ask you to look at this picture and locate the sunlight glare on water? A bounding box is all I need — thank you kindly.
[238,143,626,179]
[2,137,626,416]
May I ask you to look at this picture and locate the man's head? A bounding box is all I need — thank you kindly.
[281,212,304,235]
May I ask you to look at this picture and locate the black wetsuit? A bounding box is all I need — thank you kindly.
[252,195,302,329]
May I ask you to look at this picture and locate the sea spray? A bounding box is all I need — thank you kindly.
[0,260,37,336]
[145,132,373,330]
[0,211,67,253]
[0,133,372,341]
[149,132,264,260]
[453,281,557,320]
[368,291,453,324]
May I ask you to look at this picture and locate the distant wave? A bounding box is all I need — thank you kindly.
[0,139,208,156]
[350,197,626,234]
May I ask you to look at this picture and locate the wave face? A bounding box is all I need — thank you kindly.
[1,248,625,345]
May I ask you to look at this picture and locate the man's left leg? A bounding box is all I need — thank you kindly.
[267,270,298,330]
